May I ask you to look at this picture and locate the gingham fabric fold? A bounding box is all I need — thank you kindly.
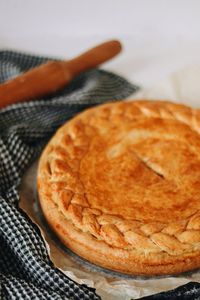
[0,51,138,299]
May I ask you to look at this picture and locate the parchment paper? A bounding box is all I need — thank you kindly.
[19,65,200,300]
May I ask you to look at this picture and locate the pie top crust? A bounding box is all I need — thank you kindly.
[37,100,200,275]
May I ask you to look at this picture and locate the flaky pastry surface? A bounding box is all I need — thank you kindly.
[37,100,200,275]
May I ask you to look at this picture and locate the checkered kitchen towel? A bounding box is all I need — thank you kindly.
[0,50,137,300]
[1,51,200,300]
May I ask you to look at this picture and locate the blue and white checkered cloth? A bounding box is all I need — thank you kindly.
[0,50,137,300]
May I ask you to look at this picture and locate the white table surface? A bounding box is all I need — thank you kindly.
[1,0,200,88]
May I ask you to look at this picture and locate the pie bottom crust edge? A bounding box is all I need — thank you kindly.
[39,190,200,276]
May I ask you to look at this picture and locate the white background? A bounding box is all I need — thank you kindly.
[1,0,200,88]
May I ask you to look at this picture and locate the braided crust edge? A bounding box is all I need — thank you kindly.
[39,190,200,275]
[37,100,200,275]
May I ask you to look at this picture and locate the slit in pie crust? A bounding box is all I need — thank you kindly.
[37,100,200,275]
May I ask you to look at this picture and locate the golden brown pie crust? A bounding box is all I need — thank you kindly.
[37,100,200,275]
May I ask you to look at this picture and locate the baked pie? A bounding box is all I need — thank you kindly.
[37,100,200,275]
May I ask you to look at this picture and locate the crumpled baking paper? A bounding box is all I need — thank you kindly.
[19,64,200,300]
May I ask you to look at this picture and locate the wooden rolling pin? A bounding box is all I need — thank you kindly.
[0,40,122,109]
